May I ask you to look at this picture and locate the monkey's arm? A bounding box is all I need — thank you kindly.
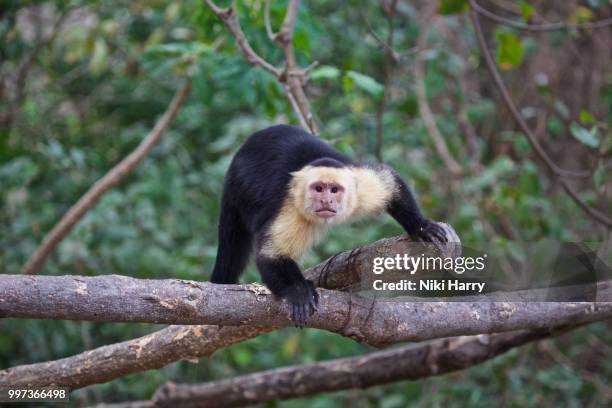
[385,168,447,242]
[255,254,318,327]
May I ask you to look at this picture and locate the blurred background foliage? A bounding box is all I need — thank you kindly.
[1,0,611,406]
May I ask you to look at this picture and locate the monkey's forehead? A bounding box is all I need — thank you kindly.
[291,166,355,184]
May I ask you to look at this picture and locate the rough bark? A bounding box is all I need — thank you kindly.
[1,273,610,348]
[0,227,457,389]
[93,325,581,408]
[0,324,275,390]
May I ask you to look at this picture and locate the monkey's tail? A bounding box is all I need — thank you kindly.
[210,203,253,284]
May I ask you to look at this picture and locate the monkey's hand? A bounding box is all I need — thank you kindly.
[410,219,448,243]
[283,279,319,328]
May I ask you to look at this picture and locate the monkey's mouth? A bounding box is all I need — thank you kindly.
[315,208,337,218]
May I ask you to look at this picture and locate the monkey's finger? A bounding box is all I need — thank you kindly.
[312,291,319,308]
[420,232,433,242]
[307,281,319,307]
[434,227,448,242]
[292,304,301,328]
[299,303,307,328]
[308,297,317,314]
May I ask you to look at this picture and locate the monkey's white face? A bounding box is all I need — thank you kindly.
[291,166,357,225]
[306,180,346,223]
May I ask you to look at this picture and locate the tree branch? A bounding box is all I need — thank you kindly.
[118,325,581,408]
[468,5,612,228]
[20,81,192,275]
[469,1,590,180]
[0,227,458,390]
[415,3,463,176]
[0,324,276,390]
[264,0,278,41]
[471,0,612,32]
[205,0,319,135]
[204,1,281,76]
[1,274,611,348]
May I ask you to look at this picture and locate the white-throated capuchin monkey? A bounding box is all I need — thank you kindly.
[211,125,446,326]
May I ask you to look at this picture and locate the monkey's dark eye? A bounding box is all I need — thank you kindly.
[315,186,323,192]
[331,187,338,194]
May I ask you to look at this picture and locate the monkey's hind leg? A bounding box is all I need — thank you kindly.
[211,204,253,284]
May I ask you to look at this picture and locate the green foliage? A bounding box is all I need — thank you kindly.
[570,122,600,148]
[438,0,469,15]
[343,70,384,99]
[494,30,525,70]
[519,1,536,21]
[310,65,341,80]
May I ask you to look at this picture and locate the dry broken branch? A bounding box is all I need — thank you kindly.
[20,81,192,275]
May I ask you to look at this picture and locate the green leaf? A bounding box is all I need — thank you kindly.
[344,71,384,98]
[439,0,468,15]
[293,30,311,57]
[519,2,535,21]
[579,110,595,125]
[553,100,570,119]
[593,165,607,192]
[144,42,210,58]
[547,117,563,136]
[569,122,600,148]
[494,31,525,70]
[89,38,108,75]
[310,65,340,80]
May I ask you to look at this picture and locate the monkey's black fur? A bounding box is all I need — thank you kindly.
[210,125,445,326]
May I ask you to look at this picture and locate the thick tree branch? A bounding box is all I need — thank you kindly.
[468,6,612,228]
[0,228,458,390]
[20,81,192,275]
[1,274,611,348]
[121,325,580,408]
[205,0,319,135]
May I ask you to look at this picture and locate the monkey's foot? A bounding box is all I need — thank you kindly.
[284,279,319,328]
[412,220,448,243]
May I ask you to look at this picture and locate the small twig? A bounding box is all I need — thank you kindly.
[264,0,278,41]
[472,0,612,32]
[415,4,463,176]
[20,81,192,275]
[301,60,320,80]
[359,6,401,63]
[205,0,281,76]
[206,0,319,135]
[284,83,310,131]
[373,0,399,162]
[469,5,612,228]
[6,7,72,128]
